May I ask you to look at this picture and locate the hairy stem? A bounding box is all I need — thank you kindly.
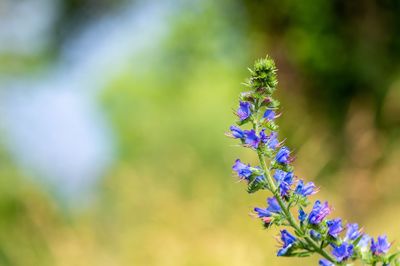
[256,150,337,263]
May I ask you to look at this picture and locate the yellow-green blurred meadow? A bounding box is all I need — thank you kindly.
[0,0,400,265]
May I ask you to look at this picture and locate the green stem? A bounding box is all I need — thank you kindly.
[256,150,337,264]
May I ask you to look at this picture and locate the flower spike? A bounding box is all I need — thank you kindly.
[226,55,398,265]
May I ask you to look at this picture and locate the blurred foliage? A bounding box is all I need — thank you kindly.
[0,0,400,265]
[241,0,400,128]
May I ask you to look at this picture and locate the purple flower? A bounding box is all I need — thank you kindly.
[254,197,281,218]
[263,109,276,121]
[276,146,291,164]
[358,234,371,251]
[273,169,286,182]
[237,101,251,121]
[266,132,279,149]
[229,126,245,139]
[331,242,354,262]
[279,182,292,197]
[295,180,318,197]
[259,130,279,150]
[229,127,265,149]
[232,159,253,179]
[327,219,343,238]
[273,170,293,183]
[298,208,307,222]
[319,259,334,266]
[243,129,260,149]
[280,175,294,197]
[277,230,296,256]
[345,223,362,241]
[253,207,272,218]
[266,197,281,213]
[259,129,268,143]
[308,200,331,225]
[273,170,293,197]
[283,172,293,184]
[371,235,391,255]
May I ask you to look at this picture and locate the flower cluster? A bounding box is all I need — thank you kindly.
[227,56,399,265]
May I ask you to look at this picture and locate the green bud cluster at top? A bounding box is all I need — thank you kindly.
[227,56,399,266]
[249,58,278,93]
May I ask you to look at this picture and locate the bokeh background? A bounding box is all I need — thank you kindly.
[0,0,400,265]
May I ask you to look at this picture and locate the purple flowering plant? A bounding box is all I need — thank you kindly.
[227,56,399,265]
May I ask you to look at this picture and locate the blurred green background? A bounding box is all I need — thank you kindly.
[0,0,400,265]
